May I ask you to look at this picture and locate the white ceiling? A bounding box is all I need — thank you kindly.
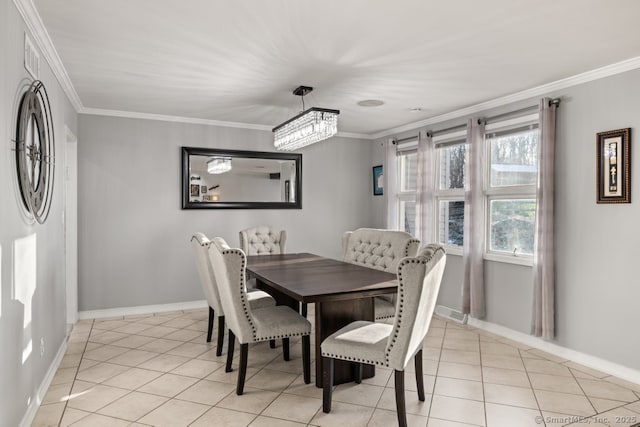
[32,0,640,135]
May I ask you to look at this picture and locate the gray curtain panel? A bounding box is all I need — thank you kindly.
[415,131,435,243]
[462,118,486,318]
[532,98,557,339]
[384,138,399,229]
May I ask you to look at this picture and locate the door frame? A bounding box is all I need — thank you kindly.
[64,126,78,330]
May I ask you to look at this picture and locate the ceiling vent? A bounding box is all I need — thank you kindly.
[24,33,40,79]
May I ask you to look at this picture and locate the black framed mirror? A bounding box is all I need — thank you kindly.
[181,147,302,209]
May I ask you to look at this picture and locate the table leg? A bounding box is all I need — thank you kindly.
[315,298,375,387]
[255,279,298,311]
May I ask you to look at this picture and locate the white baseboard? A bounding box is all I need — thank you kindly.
[78,299,208,320]
[19,338,68,427]
[464,315,640,386]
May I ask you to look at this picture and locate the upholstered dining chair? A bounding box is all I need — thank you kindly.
[342,228,421,321]
[190,232,275,356]
[321,244,446,427]
[208,237,311,395]
[239,225,305,320]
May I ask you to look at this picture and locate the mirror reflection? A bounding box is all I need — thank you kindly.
[182,147,302,209]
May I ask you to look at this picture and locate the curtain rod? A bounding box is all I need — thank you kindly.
[483,98,561,124]
[396,98,561,140]
[392,135,418,145]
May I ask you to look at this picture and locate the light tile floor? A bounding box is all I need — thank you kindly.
[33,306,640,426]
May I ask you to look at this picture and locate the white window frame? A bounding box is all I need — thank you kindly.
[396,140,418,235]
[483,113,539,266]
[434,130,467,255]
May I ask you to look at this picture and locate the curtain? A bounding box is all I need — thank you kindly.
[384,138,398,229]
[462,118,486,318]
[532,98,557,339]
[415,131,435,243]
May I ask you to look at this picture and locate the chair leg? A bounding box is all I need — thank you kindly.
[237,343,248,395]
[394,370,407,427]
[225,330,235,372]
[216,316,225,357]
[323,357,334,413]
[302,335,310,384]
[282,337,290,361]
[207,307,214,343]
[353,362,363,384]
[269,339,276,348]
[301,302,308,318]
[415,349,425,401]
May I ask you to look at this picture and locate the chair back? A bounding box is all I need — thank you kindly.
[240,226,287,255]
[385,244,446,370]
[190,232,223,313]
[342,228,420,273]
[208,237,256,343]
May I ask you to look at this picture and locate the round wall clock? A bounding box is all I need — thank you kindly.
[15,80,55,224]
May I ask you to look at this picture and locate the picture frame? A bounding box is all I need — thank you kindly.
[372,165,383,196]
[596,128,631,204]
[201,185,207,194]
[190,184,200,197]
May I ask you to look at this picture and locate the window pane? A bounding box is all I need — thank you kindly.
[400,200,416,235]
[438,144,466,189]
[489,199,536,255]
[489,128,538,187]
[438,200,464,246]
[400,152,417,192]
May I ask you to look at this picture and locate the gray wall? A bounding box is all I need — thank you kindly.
[0,1,78,426]
[77,115,376,311]
[371,69,640,371]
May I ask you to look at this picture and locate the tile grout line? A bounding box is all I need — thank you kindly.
[518,346,547,427]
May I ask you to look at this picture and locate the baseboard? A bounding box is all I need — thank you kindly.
[19,338,68,427]
[465,315,640,386]
[78,299,208,320]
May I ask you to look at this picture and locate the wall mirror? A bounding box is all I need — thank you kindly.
[181,147,302,209]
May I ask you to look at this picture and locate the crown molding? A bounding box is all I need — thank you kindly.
[336,131,374,140]
[371,55,640,140]
[13,0,83,112]
[81,107,276,131]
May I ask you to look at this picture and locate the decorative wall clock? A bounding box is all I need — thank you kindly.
[15,80,55,223]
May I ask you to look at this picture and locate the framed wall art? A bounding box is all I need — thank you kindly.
[596,128,631,204]
[372,165,383,196]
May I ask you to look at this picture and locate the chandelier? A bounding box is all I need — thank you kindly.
[273,86,340,151]
[207,157,232,174]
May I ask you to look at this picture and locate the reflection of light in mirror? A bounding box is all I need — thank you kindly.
[14,234,37,364]
[211,194,219,201]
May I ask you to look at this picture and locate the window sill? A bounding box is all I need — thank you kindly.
[441,245,463,256]
[483,252,533,267]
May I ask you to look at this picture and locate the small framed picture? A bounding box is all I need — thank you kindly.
[190,184,200,197]
[201,185,207,194]
[372,165,383,196]
[596,128,631,203]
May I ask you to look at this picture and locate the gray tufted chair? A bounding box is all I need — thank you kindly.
[342,228,420,320]
[190,232,275,356]
[239,226,287,256]
[208,237,311,395]
[322,244,446,427]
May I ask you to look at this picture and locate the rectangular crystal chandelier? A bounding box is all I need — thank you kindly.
[273,86,340,151]
[207,157,232,174]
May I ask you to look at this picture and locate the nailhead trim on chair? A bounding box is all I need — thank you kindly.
[385,247,445,365]
[319,351,388,367]
[222,248,257,337]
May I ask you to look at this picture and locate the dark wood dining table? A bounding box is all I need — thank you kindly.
[246,253,397,388]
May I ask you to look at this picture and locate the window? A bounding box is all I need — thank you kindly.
[485,126,539,258]
[397,149,417,235]
[435,142,465,249]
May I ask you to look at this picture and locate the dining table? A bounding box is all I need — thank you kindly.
[246,252,398,388]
